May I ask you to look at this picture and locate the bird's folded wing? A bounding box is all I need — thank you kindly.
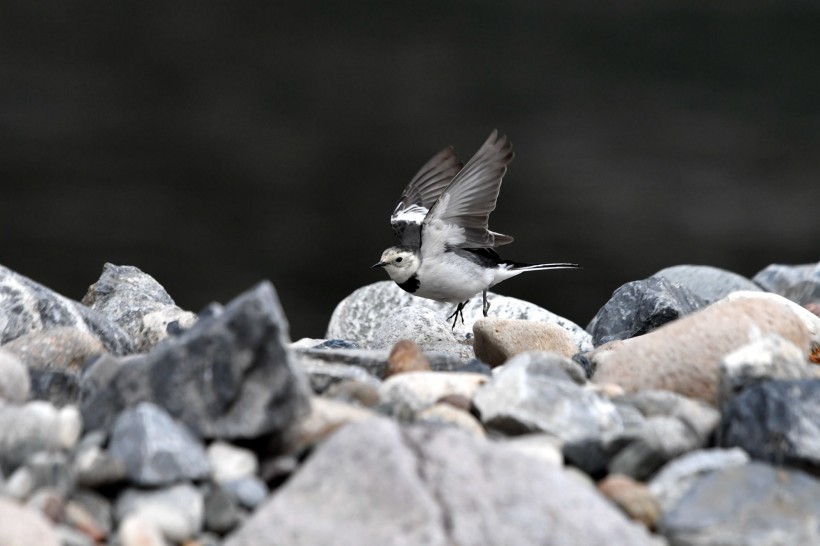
[391,146,463,247]
[422,130,514,249]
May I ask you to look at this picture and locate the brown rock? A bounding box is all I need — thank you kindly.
[598,474,661,530]
[591,297,811,405]
[473,318,577,367]
[385,339,430,377]
[2,327,105,371]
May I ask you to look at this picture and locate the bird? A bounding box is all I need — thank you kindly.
[372,130,579,329]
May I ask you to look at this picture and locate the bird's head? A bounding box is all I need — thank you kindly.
[372,246,419,283]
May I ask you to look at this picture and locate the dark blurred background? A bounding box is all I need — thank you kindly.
[2,2,819,339]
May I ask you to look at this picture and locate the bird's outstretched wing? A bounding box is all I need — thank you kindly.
[390,146,463,248]
[421,130,514,254]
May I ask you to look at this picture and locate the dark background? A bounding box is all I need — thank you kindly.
[2,2,819,340]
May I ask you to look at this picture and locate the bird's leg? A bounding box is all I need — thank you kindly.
[447,300,469,330]
[482,290,490,317]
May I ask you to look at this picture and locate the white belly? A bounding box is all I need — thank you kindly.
[413,255,497,303]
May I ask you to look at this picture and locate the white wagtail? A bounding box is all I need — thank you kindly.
[373,130,579,328]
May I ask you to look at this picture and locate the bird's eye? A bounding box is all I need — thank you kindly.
[396,257,403,263]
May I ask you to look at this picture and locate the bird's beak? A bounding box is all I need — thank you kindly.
[371,261,387,269]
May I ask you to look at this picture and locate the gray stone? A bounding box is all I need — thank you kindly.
[207,441,258,484]
[116,483,204,543]
[615,390,720,443]
[0,496,60,546]
[648,448,750,512]
[415,403,486,438]
[473,353,623,441]
[73,444,128,488]
[108,402,210,486]
[379,371,489,420]
[225,418,658,546]
[81,281,311,441]
[26,451,75,496]
[296,357,382,394]
[587,275,705,347]
[327,281,592,352]
[719,379,820,472]
[296,346,463,379]
[0,349,30,404]
[658,462,820,545]
[69,488,114,540]
[82,263,197,352]
[753,261,820,306]
[654,264,762,305]
[204,485,242,534]
[222,476,269,510]
[0,401,65,473]
[0,264,134,355]
[371,306,472,360]
[28,369,81,407]
[718,334,815,404]
[608,416,699,480]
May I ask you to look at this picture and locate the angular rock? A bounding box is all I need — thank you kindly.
[82,263,197,352]
[654,264,761,305]
[607,416,700,480]
[0,497,60,546]
[0,349,30,404]
[658,462,820,545]
[587,275,705,347]
[473,352,623,442]
[108,402,210,487]
[379,371,489,419]
[28,369,81,407]
[0,265,134,355]
[81,281,311,440]
[648,448,750,512]
[1,327,104,371]
[296,358,381,394]
[590,296,811,405]
[753,261,820,306]
[719,379,820,472]
[115,483,204,543]
[327,281,592,352]
[385,339,431,377]
[615,390,720,443]
[207,442,258,484]
[473,318,578,366]
[718,334,815,404]
[225,418,658,546]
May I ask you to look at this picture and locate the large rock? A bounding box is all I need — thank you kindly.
[587,276,705,347]
[82,263,197,352]
[473,352,623,442]
[719,379,820,472]
[753,261,820,306]
[590,296,811,405]
[0,401,81,473]
[81,281,311,441]
[327,281,592,352]
[115,483,204,543]
[0,349,30,404]
[225,418,658,546]
[0,497,60,546]
[654,264,761,305]
[0,264,133,355]
[473,318,579,366]
[658,462,820,545]
[2,326,104,371]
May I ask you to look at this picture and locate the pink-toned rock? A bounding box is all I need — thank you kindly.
[590,298,810,406]
[473,318,578,367]
[0,497,60,546]
[385,339,430,378]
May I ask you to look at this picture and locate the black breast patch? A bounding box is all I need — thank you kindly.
[397,273,420,293]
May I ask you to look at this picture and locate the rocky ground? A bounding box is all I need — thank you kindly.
[0,260,819,546]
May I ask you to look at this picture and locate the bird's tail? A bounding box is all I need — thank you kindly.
[503,261,580,272]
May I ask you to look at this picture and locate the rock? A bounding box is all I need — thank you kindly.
[654,264,762,304]
[296,358,381,394]
[648,448,750,512]
[719,379,820,472]
[225,418,658,546]
[1,327,104,371]
[0,401,67,473]
[370,307,472,360]
[56,525,95,546]
[81,281,311,441]
[117,515,167,546]
[222,476,269,510]
[26,451,75,496]
[0,264,134,355]
[587,275,705,347]
[473,352,623,441]
[203,485,241,534]
[452,358,493,376]
[597,474,661,530]
[753,261,820,306]
[615,390,720,444]
[26,486,65,522]
[296,346,463,379]
[385,339,431,377]
[590,296,811,405]
[0,497,60,546]
[82,263,198,352]
[473,318,578,366]
[28,369,81,407]
[73,444,128,488]
[607,416,700,480]
[327,281,592,352]
[207,442,258,484]
[291,397,378,451]
[116,483,204,543]
[322,379,381,407]
[379,371,489,419]
[415,403,485,437]
[658,461,820,545]
[68,489,114,541]
[108,402,210,487]
[0,349,30,404]
[722,290,820,350]
[718,334,815,404]
[500,434,564,467]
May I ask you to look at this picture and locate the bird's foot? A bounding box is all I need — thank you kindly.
[447,300,469,330]
[482,290,490,317]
